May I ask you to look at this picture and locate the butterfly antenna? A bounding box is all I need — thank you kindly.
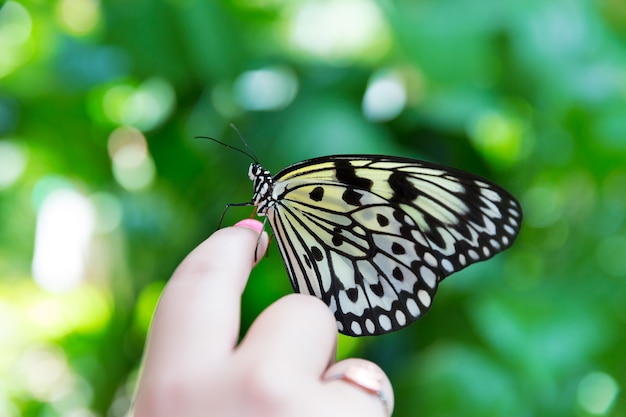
[229,123,259,163]
[195,134,257,164]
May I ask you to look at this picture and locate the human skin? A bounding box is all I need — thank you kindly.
[132,219,394,417]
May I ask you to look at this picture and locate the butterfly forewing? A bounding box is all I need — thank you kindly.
[253,155,522,336]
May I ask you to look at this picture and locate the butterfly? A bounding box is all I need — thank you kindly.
[210,135,523,337]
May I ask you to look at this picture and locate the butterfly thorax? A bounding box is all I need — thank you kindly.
[249,163,275,216]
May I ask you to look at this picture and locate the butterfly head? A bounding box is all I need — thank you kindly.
[248,163,275,216]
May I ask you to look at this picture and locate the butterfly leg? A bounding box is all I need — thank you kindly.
[252,217,271,262]
[217,201,254,230]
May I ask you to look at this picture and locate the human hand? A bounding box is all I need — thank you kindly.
[132,219,394,416]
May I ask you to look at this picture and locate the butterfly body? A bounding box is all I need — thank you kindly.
[248,155,522,337]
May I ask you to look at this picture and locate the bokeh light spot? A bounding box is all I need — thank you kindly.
[234,66,298,111]
[468,110,525,168]
[89,192,122,233]
[17,345,73,402]
[289,0,390,61]
[577,372,619,414]
[0,1,32,45]
[362,70,407,122]
[31,176,73,211]
[102,78,175,130]
[0,139,28,189]
[211,82,242,118]
[0,1,33,78]
[102,85,135,125]
[32,187,96,292]
[108,126,155,190]
[56,0,100,35]
[5,281,113,339]
[124,78,176,131]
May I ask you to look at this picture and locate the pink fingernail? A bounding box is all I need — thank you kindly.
[233,219,264,233]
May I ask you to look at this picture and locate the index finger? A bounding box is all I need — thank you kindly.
[140,220,269,377]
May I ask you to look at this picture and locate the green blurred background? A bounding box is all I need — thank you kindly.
[1,0,626,416]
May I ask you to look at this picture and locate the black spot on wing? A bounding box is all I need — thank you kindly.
[370,282,384,297]
[392,266,404,281]
[309,186,324,202]
[335,160,373,190]
[332,227,343,247]
[389,171,419,204]
[393,209,406,222]
[342,188,363,205]
[391,242,406,254]
[311,246,324,261]
[376,213,389,227]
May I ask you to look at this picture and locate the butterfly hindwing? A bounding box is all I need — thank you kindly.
[251,155,522,336]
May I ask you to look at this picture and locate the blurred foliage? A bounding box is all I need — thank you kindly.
[1,0,626,416]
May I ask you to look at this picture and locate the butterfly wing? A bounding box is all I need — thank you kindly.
[264,155,522,336]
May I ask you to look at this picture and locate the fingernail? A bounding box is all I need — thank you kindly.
[233,218,264,233]
[324,359,394,416]
[324,360,384,392]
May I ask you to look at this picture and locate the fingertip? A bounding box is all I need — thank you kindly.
[233,218,265,233]
[237,294,338,374]
[232,219,269,265]
[143,219,269,372]
[183,219,267,271]
[281,293,338,332]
